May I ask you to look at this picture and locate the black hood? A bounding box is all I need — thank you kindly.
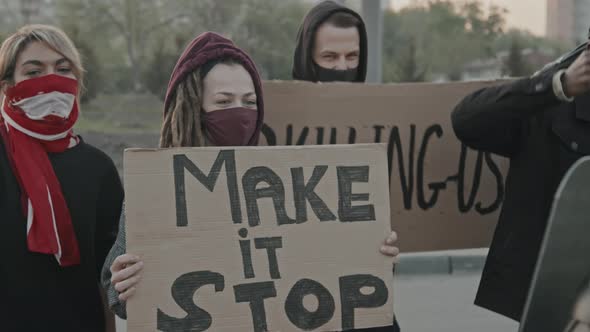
[292,0,367,82]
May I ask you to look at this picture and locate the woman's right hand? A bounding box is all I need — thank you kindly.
[110,254,144,302]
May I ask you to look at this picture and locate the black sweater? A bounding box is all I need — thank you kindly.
[452,69,590,321]
[0,137,123,332]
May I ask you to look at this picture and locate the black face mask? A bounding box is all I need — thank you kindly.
[314,64,358,82]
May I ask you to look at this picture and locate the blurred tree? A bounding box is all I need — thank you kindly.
[180,0,309,80]
[0,0,56,29]
[385,36,427,82]
[77,40,102,103]
[504,37,530,77]
[56,0,190,92]
[143,37,180,100]
[139,0,308,97]
[94,0,189,91]
[47,0,566,90]
[55,0,308,93]
[235,0,310,79]
[56,25,102,103]
[494,29,569,55]
[382,1,508,82]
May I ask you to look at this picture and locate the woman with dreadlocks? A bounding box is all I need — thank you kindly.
[101,32,400,325]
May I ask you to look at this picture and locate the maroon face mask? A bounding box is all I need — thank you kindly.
[203,107,258,146]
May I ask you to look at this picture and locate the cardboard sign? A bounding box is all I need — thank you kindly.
[260,80,509,252]
[124,144,394,332]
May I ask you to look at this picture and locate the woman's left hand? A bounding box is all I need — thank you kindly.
[379,231,400,263]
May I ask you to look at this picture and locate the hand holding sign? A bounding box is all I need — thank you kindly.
[124,144,395,331]
[380,231,400,263]
[111,254,143,301]
[110,231,399,305]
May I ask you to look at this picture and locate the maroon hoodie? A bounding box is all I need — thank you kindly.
[164,32,264,145]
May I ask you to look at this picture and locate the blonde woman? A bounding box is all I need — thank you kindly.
[0,25,123,332]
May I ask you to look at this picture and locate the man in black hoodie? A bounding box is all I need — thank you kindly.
[292,0,368,83]
[292,2,401,331]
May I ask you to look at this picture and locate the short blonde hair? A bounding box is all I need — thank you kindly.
[0,25,84,88]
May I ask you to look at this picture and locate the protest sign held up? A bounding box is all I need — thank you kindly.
[261,80,509,251]
[124,144,394,331]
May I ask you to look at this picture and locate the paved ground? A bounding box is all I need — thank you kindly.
[115,271,519,332]
[392,272,518,332]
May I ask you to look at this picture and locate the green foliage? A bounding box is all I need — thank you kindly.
[504,37,530,77]
[43,0,567,91]
[77,41,102,103]
[53,0,309,94]
[383,0,508,82]
[143,38,179,100]
[177,0,310,80]
[494,29,569,55]
[232,0,310,79]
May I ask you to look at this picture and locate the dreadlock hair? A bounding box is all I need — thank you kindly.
[160,70,204,148]
[159,57,239,148]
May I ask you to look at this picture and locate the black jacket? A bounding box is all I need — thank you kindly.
[292,0,368,82]
[452,69,590,321]
[0,138,123,332]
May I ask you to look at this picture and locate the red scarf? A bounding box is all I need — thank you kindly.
[0,74,80,266]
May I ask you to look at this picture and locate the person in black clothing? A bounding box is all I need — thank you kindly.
[452,42,590,322]
[0,25,123,332]
[293,3,400,331]
[293,0,367,83]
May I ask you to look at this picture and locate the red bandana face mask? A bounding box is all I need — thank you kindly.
[0,74,81,266]
[203,107,258,146]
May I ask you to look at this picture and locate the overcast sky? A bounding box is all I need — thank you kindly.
[389,0,546,36]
